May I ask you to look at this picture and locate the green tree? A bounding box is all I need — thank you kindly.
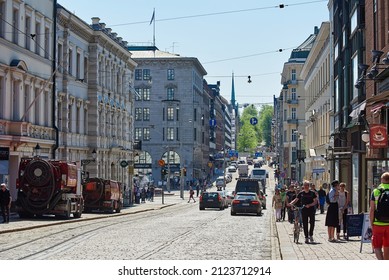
[258,105,274,146]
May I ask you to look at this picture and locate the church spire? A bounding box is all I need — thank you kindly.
[231,72,236,110]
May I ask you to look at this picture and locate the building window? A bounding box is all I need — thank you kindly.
[143,69,151,80]
[167,127,174,141]
[351,9,357,34]
[12,7,19,44]
[68,48,73,75]
[352,55,358,100]
[25,15,31,50]
[291,88,297,100]
[167,107,174,121]
[135,128,142,140]
[292,147,297,163]
[135,69,142,80]
[167,88,175,100]
[291,129,297,141]
[84,57,88,82]
[167,69,175,80]
[135,108,142,121]
[35,21,41,55]
[76,52,81,79]
[44,27,50,58]
[291,108,296,119]
[142,88,150,100]
[143,127,150,140]
[57,43,63,73]
[135,88,142,101]
[143,108,150,121]
[291,69,296,81]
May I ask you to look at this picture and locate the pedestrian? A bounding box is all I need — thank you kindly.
[280,187,287,221]
[0,183,11,223]
[188,186,196,203]
[289,181,318,244]
[196,182,200,197]
[369,172,389,260]
[141,187,146,203]
[285,184,297,223]
[318,183,327,214]
[149,185,155,202]
[336,182,350,239]
[272,189,283,222]
[325,180,339,242]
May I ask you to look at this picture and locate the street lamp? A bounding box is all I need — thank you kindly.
[81,148,97,167]
[34,143,41,157]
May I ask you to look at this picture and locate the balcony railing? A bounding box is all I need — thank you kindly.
[286,99,299,104]
[286,118,298,124]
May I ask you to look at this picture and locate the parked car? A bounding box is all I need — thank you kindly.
[254,162,262,168]
[199,192,224,210]
[231,192,262,216]
[225,173,232,183]
[227,165,237,172]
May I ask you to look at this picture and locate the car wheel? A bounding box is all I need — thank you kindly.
[231,211,236,216]
[263,205,266,209]
[257,210,262,216]
[199,207,205,210]
[220,206,224,210]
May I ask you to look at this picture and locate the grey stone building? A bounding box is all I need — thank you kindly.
[128,46,209,189]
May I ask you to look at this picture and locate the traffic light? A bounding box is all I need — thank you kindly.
[183,168,187,176]
[161,169,168,175]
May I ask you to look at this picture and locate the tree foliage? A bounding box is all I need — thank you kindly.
[237,105,273,152]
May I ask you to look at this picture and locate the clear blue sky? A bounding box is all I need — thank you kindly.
[59,0,329,106]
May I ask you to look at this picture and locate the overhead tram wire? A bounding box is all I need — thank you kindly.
[108,0,328,27]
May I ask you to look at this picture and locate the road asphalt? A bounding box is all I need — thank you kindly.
[0,190,377,260]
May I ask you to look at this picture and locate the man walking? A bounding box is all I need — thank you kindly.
[0,183,11,223]
[370,172,389,260]
[289,181,318,244]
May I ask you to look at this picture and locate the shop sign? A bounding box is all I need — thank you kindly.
[370,124,388,149]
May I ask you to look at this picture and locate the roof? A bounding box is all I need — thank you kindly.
[128,46,181,58]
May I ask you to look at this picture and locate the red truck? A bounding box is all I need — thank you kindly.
[16,157,83,219]
[82,178,123,213]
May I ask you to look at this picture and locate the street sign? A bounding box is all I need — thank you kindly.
[250,117,258,125]
[158,159,165,167]
[120,160,128,167]
[209,119,217,127]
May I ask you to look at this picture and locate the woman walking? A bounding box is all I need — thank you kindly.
[272,189,283,222]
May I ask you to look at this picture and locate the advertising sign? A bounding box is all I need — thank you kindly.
[369,124,388,149]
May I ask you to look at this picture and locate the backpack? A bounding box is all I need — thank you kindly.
[374,187,389,223]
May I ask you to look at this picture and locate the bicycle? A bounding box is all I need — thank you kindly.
[291,204,304,244]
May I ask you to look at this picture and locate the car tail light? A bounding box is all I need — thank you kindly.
[218,194,222,202]
[232,200,240,204]
[251,201,260,205]
[200,195,203,202]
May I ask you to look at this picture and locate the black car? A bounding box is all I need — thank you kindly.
[230,192,262,216]
[199,192,224,210]
[254,162,262,168]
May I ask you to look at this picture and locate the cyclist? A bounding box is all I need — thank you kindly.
[289,181,318,244]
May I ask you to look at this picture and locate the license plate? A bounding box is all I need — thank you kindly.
[208,199,214,202]
[242,203,249,206]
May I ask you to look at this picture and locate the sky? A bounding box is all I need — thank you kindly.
[58,0,330,106]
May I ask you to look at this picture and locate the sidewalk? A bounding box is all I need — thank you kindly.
[0,191,186,234]
[273,209,376,260]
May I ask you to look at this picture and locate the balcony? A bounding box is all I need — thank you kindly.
[286,118,298,124]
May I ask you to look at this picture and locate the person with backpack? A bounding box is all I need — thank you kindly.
[369,172,389,260]
[289,181,318,244]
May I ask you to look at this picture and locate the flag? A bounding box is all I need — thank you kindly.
[149,10,155,25]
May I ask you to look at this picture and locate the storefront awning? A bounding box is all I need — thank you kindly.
[371,102,388,114]
[349,101,366,119]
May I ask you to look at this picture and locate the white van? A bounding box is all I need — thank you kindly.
[215,176,225,188]
[250,168,268,187]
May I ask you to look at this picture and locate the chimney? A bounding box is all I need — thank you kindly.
[91,17,100,25]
